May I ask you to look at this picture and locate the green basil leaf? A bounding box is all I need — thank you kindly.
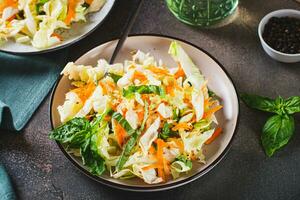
[116,131,140,171]
[158,123,178,140]
[80,135,105,175]
[284,96,300,115]
[112,112,135,135]
[50,111,111,176]
[123,85,165,98]
[109,73,122,83]
[262,115,295,157]
[49,117,91,148]
[240,93,279,114]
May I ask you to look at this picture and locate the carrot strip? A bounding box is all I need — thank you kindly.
[148,66,170,76]
[205,127,222,145]
[85,0,93,4]
[168,138,184,153]
[114,120,127,147]
[98,82,107,95]
[172,122,193,131]
[149,145,156,154]
[72,82,95,103]
[51,33,63,41]
[133,71,147,82]
[203,105,223,119]
[174,66,185,79]
[156,139,167,181]
[0,0,17,13]
[6,14,16,21]
[64,0,78,25]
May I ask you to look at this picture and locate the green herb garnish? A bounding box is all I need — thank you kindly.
[241,94,300,157]
[49,110,112,175]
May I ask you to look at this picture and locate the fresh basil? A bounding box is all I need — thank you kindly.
[80,134,105,175]
[158,123,178,140]
[49,117,91,148]
[284,96,300,115]
[122,85,165,98]
[262,115,295,157]
[241,93,300,156]
[49,110,112,175]
[240,93,278,114]
[112,112,135,135]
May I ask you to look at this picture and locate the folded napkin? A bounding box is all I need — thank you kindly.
[0,49,68,131]
[0,165,16,200]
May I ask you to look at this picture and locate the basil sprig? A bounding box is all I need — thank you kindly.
[241,94,300,157]
[49,110,112,175]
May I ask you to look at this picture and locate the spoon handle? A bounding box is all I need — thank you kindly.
[109,0,144,64]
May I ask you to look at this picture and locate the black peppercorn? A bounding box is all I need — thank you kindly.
[263,17,300,54]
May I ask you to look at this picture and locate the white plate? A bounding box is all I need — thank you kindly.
[0,0,115,54]
[50,34,240,191]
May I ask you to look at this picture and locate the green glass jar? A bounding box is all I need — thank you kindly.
[166,0,238,27]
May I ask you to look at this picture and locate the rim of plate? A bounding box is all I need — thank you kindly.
[0,0,116,55]
[49,33,240,192]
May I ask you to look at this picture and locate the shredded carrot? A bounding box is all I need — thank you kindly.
[122,108,128,116]
[168,138,184,153]
[64,0,79,25]
[104,115,111,122]
[72,82,96,103]
[98,82,107,95]
[203,105,223,119]
[137,110,144,123]
[189,152,197,161]
[85,0,93,5]
[172,122,193,131]
[148,66,170,76]
[205,127,222,145]
[51,33,63,41]
[106,80,116,90]
[174,65,185,79]
[6,14,16,21]
[156,139,167,181]
[0,0,17,13]
[149,145,156,154]
[132,71,147,82]
[204,97,214,108]
[114,120,127,147]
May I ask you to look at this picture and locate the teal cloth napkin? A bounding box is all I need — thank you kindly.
[0,165,15,200]
[0,50,68,131]
[0,50,69,199]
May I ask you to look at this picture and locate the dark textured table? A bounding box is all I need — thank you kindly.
[1,0,300,199]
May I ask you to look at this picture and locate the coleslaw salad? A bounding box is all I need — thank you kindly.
[50,41,223,184]
[0,0,106,49]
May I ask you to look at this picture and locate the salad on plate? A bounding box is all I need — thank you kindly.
[0,0,106,49]
[50,41,223,184]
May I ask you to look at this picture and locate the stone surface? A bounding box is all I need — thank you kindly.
[1,0,300,199]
